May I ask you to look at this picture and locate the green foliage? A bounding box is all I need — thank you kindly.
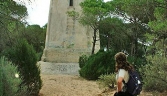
[4,39,42,95]
[97,73,116,89]
[79,50,116,80]
[23,25,46,53]
[0,1,44,95]
[0,0,28,54]
[79,0,112,26]
[74,0,115,54]
[36,52,44,61]
[139,55,167,92]
[0,56,26,96]
[79,54,88,68]
[0,0,27,20]
[111,0,155,23]
[66,11,79,20]
[127,56,146,71]
[80,0,109,15]
[0,1,46,58]
[110,0,153,57]
[99,17,129,52]
[148,0,167,32]
[148,19,167,32]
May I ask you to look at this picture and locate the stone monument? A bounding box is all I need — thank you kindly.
[39,0,100,75]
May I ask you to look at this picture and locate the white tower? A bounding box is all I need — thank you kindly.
[41,0,97,63]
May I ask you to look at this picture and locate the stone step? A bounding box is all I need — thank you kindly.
[38,61,80,75]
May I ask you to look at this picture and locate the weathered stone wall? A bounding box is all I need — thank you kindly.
[42,48,91,63]
[38,61,80,75]
[41,0,100,63]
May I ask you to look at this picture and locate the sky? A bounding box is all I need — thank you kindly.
[14,0,111,27]
[26,0,50,27]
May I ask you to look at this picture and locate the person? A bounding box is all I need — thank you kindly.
[114,52,134,96]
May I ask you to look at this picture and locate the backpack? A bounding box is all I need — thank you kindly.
[123,70,142,95]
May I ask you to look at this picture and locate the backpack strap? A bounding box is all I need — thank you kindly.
[122,80,127,92]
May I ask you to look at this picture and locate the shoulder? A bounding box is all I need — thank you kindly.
[118,69,127,77]
[119,69,129,75]
[119,69,129,82]
[119,69,126,72]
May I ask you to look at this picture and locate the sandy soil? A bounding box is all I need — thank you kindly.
[39,74,166,96]
[39,74,115,96]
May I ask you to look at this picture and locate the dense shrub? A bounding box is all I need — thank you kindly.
[97,73,116,89]
[79,54,88,68]
[3,39,42,95]
[37,52,43,61]
[127,56,146,71]
[0,56,26,96]
[139,55,167,92]
[79,50,116,80]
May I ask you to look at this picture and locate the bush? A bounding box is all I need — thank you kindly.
[79,54,88,68]
[3,39,42,95]
[79,50,116,80]
[0,56,26,96]
[127,56,146,71]
[37,52,43,61]
[139,55,167,92]
[97,73,116,89]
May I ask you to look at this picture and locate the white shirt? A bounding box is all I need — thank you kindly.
[116,69,129,90]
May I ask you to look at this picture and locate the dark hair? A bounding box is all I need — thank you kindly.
[115,52,133,72]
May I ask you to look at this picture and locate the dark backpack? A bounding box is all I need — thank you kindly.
[123,70,142,95]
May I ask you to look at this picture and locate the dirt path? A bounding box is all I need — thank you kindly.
[39,74,115,96]
[39,74,159,96]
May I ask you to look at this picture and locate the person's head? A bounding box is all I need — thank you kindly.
[115,52,133,72]
[115,52,127,63]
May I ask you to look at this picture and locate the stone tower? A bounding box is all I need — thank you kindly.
[41,0,99,63]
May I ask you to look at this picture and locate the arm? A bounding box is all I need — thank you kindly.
[117,77,124,92]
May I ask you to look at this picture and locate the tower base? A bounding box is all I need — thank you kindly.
[41,48,91,63]
[38,61,80,75]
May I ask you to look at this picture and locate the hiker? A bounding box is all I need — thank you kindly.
[114,52,134,96]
